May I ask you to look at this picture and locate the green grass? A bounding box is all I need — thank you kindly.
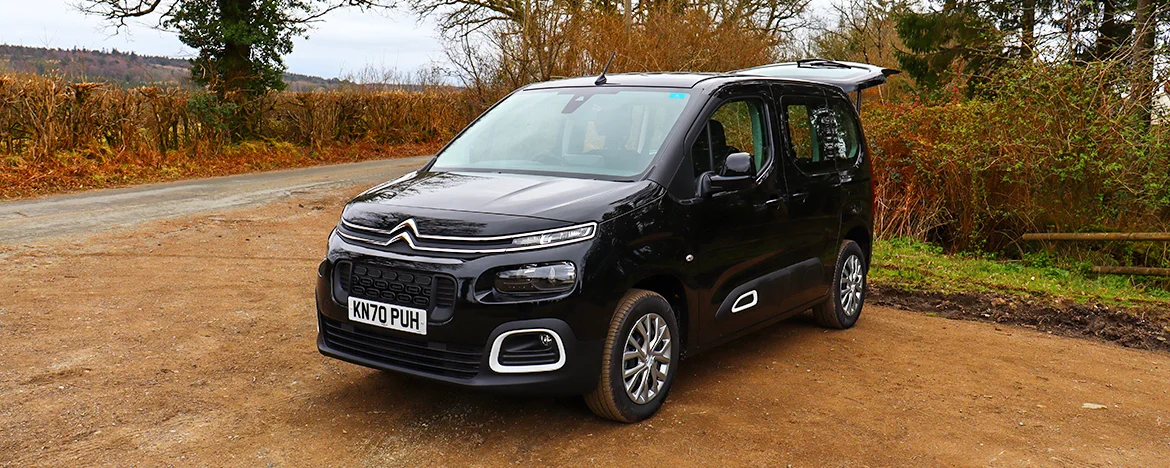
[870,238,1170,310]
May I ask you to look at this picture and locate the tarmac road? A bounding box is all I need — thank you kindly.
[0,156,430,245]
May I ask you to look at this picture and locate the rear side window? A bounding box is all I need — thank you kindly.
[783,97,833,173]
[692,99,770,177]
[828,99,862,163]
[786,104,816,162]
[782,96,861,172]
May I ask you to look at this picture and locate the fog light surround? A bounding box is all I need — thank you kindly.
[493,262,577,295]
[489,328,566,373]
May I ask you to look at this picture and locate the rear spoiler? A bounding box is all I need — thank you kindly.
[735,59,901,110]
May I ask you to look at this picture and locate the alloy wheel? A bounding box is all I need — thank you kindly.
[622,313,672,405]
[840,254,864,317]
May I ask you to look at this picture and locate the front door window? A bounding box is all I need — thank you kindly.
[691,99,770,179]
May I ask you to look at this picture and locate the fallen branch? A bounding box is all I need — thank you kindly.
[1091,266,1170,277]
[1022,232,1170,241]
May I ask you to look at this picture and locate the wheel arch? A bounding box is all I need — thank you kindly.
[843,224,872,267]
[630,274,691,353]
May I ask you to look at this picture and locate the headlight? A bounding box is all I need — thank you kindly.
[494,262,577,294]
[511,225,595,247]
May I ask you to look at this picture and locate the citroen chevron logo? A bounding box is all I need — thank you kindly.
[341,218,429,247]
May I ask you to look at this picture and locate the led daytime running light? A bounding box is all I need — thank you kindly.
[512,225,595,246]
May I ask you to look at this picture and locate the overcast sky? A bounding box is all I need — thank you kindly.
[0,1,836,80]
[0,0,447,79]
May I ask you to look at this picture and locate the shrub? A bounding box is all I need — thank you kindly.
[0,72,470,198]
[0,72,477,161]
[867,61,1170,256]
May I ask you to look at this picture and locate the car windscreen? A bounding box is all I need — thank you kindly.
[430,87,692,178]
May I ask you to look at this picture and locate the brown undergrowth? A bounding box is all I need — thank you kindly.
[1,140,439,199]
[0,71,468,199]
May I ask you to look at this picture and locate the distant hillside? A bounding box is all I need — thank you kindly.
[0,44,348,91]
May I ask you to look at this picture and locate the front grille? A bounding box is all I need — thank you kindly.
[436,278,457,307]
[336,262,456,310]
[321,317,483,379]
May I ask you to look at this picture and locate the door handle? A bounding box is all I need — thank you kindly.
[787,191,810,203]
[765,195,783,207]
[838,171,853,183]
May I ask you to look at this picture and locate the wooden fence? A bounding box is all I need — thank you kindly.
[1022,232,1170,277]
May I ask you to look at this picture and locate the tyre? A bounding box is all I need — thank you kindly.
[813,240,868,329]
[584,289,680,423]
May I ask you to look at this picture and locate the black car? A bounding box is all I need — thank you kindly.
[315,59,897,422]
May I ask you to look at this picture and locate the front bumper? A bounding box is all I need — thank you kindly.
[317,313,603,395]
[314,233,615,396]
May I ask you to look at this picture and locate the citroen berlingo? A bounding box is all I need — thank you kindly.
[315,59,897,422]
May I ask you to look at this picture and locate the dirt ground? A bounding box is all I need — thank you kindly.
[1,188,1168,467]
[869,287,1170,354]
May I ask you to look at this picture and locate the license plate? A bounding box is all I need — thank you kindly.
[348,297,428,335]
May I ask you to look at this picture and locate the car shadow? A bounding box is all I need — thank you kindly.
[302,310,833,443]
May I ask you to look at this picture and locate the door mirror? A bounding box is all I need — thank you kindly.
[722,152,755,176]
[706,152,756,194]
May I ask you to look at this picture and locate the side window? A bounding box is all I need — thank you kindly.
[828,99,862,164]
[692,99,770,177]
[783,97,837,173]
[785,104,815,161]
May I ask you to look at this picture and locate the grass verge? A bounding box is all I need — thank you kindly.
[872,238,1170,309]
[870,238,1170,351]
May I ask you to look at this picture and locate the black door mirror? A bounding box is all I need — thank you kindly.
[706,152,756,194]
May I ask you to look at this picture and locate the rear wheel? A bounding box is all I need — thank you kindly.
[813,240,867,329]
[585,289,680,423]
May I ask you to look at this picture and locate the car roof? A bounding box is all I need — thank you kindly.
[524,72,725,90]
[523,59,898,93]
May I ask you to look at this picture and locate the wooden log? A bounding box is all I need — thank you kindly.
[1091,266,1170,277]
[1022,232,1170,241]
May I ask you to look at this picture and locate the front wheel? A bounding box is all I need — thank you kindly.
[584,289,680,423]
[813,240,868,329]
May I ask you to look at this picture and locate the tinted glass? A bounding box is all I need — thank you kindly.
[432,88,691,178]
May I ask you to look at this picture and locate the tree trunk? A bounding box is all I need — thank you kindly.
[624,0,632,31]
[211,0,260,140]
[1021,0,1036,60]
[217,0,256,100]
[1134,0,1156,124]
[1095,0,1119,59]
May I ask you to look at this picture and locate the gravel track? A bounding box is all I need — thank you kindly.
[0,165,1167,466]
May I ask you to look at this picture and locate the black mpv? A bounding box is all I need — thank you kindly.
[316,60,897,422]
